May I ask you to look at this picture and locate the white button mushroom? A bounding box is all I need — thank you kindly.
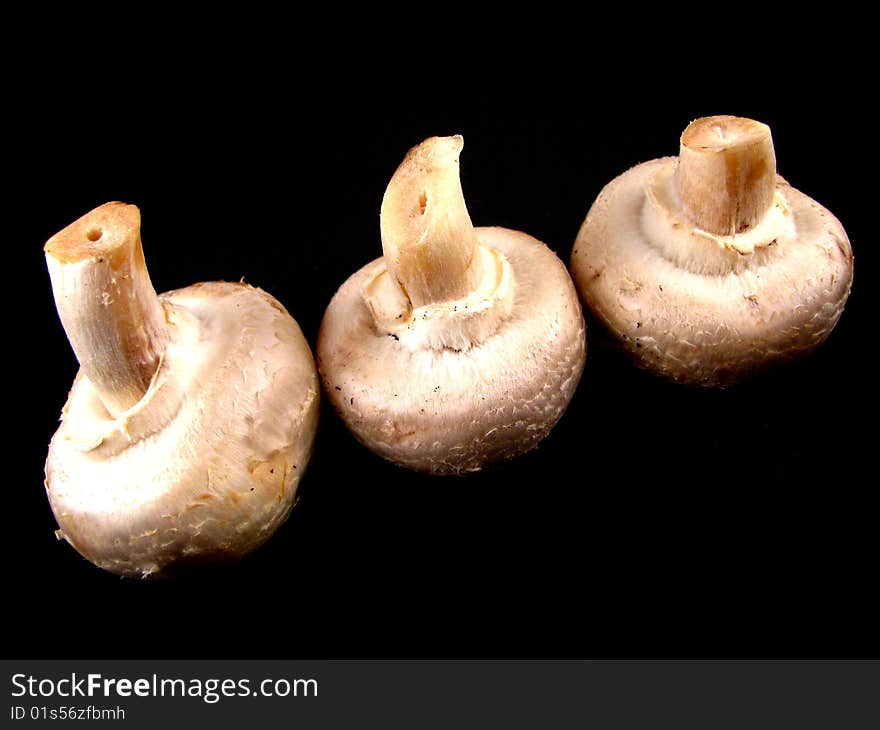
[570,115,854,386]
[317,135,586,474]
[44,202,320,577]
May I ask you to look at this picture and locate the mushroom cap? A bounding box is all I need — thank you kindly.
[317,226,586,474]
[45,281,320,577]
[571,158,853,386]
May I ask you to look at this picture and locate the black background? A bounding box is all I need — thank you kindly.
[8,37,875,660]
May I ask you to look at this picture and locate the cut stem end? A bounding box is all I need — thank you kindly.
[46,202,169,416]
[379,135,483,308]
[676,115,776,235]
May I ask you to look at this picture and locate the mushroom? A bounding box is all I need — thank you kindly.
[570,115,854,386]
[317,135,586,474]
[44,202,320,577]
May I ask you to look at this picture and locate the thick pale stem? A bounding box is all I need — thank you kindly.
[45,202,169,416]
[676,115,776,236]
[380,135,483,308]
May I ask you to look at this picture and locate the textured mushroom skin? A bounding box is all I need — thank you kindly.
[45,282,320,577]
[571,158,853,387]
[318,226,586,474]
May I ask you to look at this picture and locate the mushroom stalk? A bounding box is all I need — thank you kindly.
[380,135,484,307]
[45,203,168,417]
[676,115,776,235]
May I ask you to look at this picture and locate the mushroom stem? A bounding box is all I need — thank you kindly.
[676,115,776,236]
[380,135,484,308]
[45,202,169,417]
